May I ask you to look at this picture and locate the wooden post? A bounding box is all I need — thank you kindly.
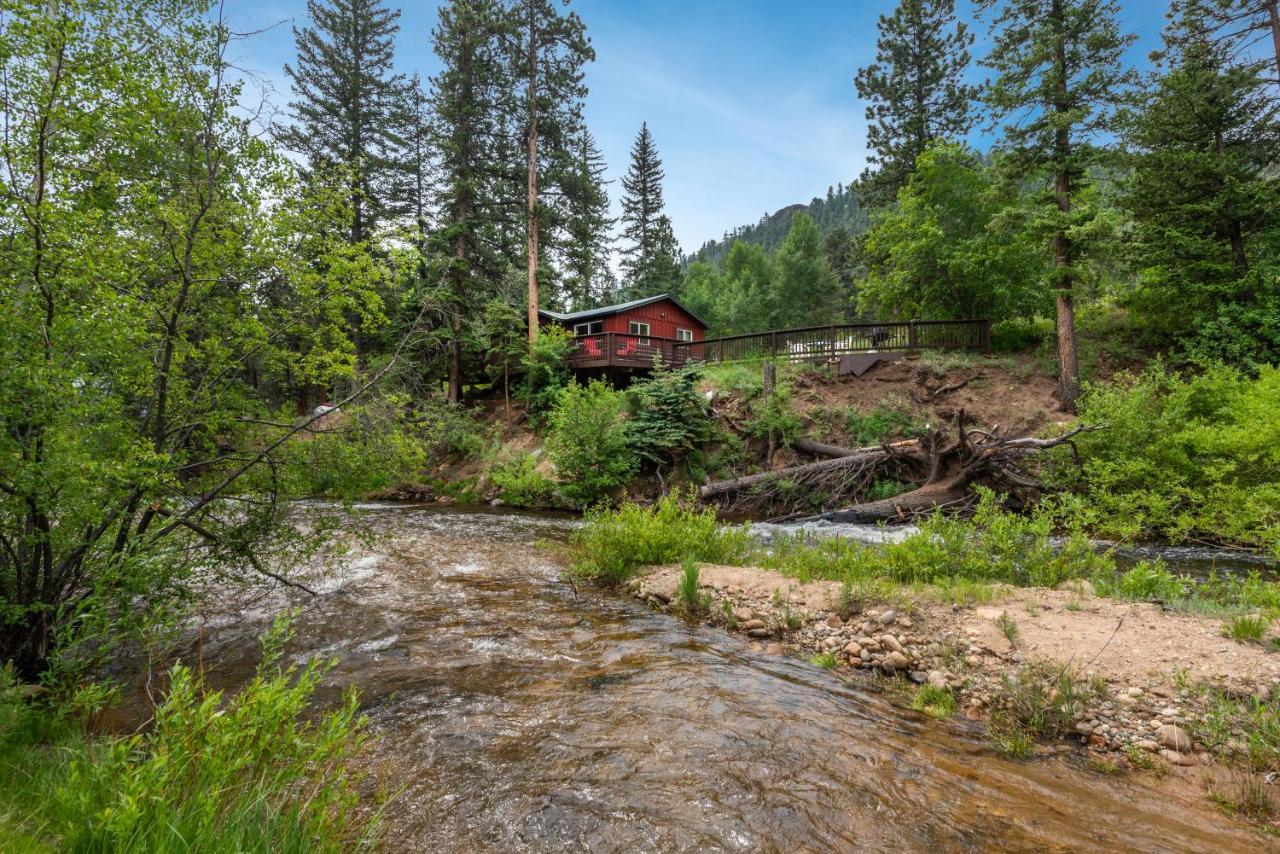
[762,361,777,467]
[770,331,778,357]
[829,325,836,357]
[908,321,918,350]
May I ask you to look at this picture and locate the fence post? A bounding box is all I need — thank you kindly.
[979,319,992,350]
[829,325,836,357]
[770,331,778,357]
[908,321,918,349]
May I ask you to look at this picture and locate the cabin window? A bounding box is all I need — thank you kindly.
[573,320,603,336]
[628,321,650,343]
[675,328,694,342]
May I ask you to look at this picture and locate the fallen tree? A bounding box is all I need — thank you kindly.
[700,411,1103,520]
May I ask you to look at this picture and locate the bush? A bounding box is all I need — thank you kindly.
[1050,362,1280,554]
[522,326,575,418]
[990,317,1050,352]
[843,405,925,445]
[988,660,1101,756]
[0,615,374,852]
[624,366,713,474]
[570,492,755,585]
[412,398,492,461]
[268,400,425,499]
[546,380,638,508]
[487,453,559,508]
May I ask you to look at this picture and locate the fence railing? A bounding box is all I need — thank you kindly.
[672,319,991,365]
[564,320,991,370]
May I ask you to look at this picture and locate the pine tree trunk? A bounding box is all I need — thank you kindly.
[525,4,540,345]
[449,203,466,404]
[1050,0,1079,413]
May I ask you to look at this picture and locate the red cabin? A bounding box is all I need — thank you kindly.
[538,294,708,374]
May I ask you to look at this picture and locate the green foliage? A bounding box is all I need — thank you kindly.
[570,493,755,585]
[860,144,1049,322]
[841,404,925,445]
[619,123,681,297]
[624,366,713,473]
[0,0,392,678]
[270,402,426,499]
[413,398,492,461]
[1091,561,1187,603]
[995,611,1020,646]
[522,326,575,417]
[1223,614,1269,645]
[675,558,712,617]
[988,661,1101,756]
[853,0,978,203]
[1190,686,1280,774]
[770,212,843,329]
[545,380,638,508]
[1120,1,1280,370]
[487,453,559,508]
[0,615,374,851]
[809,651,839,670]
[1049,363,1280,553]
[911,684,957,719]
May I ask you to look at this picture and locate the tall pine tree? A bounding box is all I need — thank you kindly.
[505,0,593,342]
[1122,0,1280,364]
[619,122,680,298]
[854,0,978,204]
[980,0,1136,412]
[559,125,615,310]
[280,0,409,244]
[429,0,512,402]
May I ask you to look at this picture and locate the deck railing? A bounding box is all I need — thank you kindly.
[564,319,991,370]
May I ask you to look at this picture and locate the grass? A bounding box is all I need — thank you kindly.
[1087,756,1122,775]
[1223,614,1270,644]
[1123,744,1167,778]
[910,684,957,719]
[675,558,713,617]
[571,491,1280,621]
[996,611,1020,647]
[809,652,838,669]
[0,615,376,852]
[987,660,1102,758]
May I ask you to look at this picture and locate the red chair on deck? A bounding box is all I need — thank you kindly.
[582,338,603,358]
[615,339,638,358]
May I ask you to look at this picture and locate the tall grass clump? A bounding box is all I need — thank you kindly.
[987,661,1101,757]
[675,558,713,617]
[570,493,755,585]
[0,614,375,852]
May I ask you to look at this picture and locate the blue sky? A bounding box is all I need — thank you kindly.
[225,0,1167,252]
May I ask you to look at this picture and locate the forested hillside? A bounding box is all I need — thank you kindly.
[686,185,871,270]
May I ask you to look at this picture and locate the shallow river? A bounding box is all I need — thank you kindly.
[185,504,1265,852]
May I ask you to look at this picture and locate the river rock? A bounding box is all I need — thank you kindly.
[826,614,843,628]
[1159,749,1196,767]
[1155,724,1193,752]
[489,498,505,507]
[765,643,785,656]
[733,607,754,622]
[908,671,928,684]
[1135,739,1161,753]
[747,627,772,639]
[878,610,897,625]
[927,670,949,691]
[885,651,910,671]
[880,634,904,654]
[845,641,863,657]
[740,619,766,631]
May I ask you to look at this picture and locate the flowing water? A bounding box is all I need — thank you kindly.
[182,504,1266,852]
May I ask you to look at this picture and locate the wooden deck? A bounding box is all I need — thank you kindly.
[565,319,991,370]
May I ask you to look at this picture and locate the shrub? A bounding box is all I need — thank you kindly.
[522,326,575,418]
[546,380,638,508]
[809,652,838,669]
[843,406,924,445]
[1092,561,1187,603]
[270,400,425,499]
[0,615,374,852]
[570,492,755,585]
[624,366,713,474]
[488,453,559,508]
[413,398,492,460]
[987,660,1101,756]
[1049,362,1280,554]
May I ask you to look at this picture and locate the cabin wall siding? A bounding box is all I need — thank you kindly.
[545,298,704,340]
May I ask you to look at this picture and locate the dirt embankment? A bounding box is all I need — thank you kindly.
[633,563,1280,795]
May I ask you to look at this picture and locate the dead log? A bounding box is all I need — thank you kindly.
[698,447,900,500]
[791,414,1104,524]
[791,437,884,459]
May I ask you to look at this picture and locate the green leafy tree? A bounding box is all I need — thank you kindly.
[620,122,681,297]
[546,380,638,507]
[979,0,1137,411]
[0,1,390,678]
[771,212,843,328]
[483,298,528,412]
[854,0,980,203]
[279,0,410,244]
[1121,0,1280,367]
[860,144,1049,322]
